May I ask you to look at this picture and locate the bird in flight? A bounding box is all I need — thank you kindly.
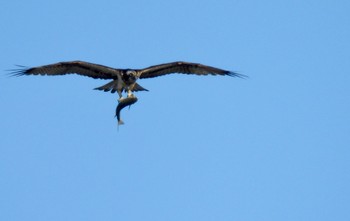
[11,61,245,101]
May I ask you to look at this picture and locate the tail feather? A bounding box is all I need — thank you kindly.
[132,83,149,92]
[94,80,148,93]
[94,81,117,93]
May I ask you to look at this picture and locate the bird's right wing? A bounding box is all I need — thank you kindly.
[11,61,121,80]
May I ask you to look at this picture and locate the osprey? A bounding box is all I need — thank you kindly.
[12,61,245,100]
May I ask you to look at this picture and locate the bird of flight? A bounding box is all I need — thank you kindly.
[12,61,245,124]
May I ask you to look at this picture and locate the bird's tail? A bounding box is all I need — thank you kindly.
[95,81,148,93]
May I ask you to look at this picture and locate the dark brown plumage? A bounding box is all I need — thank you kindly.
[12,60,245,99]
[138,61,242,78]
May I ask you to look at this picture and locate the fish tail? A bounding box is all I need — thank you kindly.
[118,120,124,125]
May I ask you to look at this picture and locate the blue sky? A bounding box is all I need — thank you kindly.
[1,0,349,220]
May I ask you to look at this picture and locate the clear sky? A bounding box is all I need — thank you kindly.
[1,0,349,220]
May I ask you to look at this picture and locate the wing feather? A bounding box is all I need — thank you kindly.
[138,61,246,79]
[11,61,120,80]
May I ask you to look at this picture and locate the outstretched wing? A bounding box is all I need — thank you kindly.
[138,61,246,79]
[11,61,121,80]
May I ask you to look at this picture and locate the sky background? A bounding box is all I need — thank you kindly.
[1,0,350,220]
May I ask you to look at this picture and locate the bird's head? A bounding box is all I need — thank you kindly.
[122,70,138,84]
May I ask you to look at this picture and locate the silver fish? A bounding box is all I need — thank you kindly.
[115,95,138,125]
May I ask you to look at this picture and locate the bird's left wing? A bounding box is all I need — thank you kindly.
[11,61,121,80]
[138,61,246,79]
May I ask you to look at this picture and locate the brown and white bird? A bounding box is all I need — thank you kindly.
[12,61,245,101]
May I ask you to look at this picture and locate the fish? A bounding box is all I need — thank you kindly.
[115,95,138,125]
